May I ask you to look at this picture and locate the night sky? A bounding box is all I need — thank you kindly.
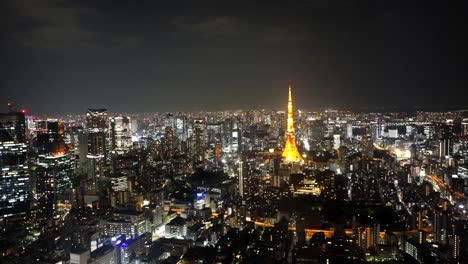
[2,0,467,114]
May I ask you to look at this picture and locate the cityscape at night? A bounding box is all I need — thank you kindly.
[2,0,468,263]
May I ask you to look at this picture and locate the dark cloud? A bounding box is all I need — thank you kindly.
[173,16,241,36]
[1,0,467,114]
[7,0,100,48]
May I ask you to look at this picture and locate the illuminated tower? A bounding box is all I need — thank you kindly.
[32,119,73,228]
[0,111,30,223]
[110,115,132,155]
[282,84,304,163]
[86,108,108,179]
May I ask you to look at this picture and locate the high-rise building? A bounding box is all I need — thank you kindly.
[206,123,222,148]
[175,115,187,141]
[308,119,324,142]
[452,234,461,259]
[296,215,306,245]
[0,112,26,144]
[333,134,341,150]
[282,84,303,163]
[163,126,174,160]
[362,222,380,250]
[86,109,109,132]
[462,118,468,136]
[193,120,205,164]
[0,111,30,222]
[346,123,353,139]
[238,161,250,199]
[437,124,453,158]
[86,109,109,179]
[77,130,89,176]
[433,210,450,245]
[418,230,426,245]
[32,119,73,227]
[277,111,286,138]
[231,127,241,153]
[110,115,132,155]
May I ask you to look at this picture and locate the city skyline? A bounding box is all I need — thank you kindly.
[2,1,468,263]
[3,0,468,114]
[2,93,468,263]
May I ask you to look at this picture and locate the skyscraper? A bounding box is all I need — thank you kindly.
[437,124,453,159]
[0,112,26,144]
[462,118,468,136]
[31,119,73,228]
[282,84,304,163]
[238,161,250,199]
[0,111,30,222]
[110,115,132,155]
[86,108,109,132]
[163,126,174,160]
[193,119,205,164]
[86,108,109,179]
[433,210,450,245]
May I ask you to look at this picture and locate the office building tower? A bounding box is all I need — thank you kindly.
[130,118,138,135]
[206,123,222,148]
[438,124,453,158]
[231,127,241,153]
[418,230,426,244]
[346,123,353,139]
[462,118,468,136]
[261,112,271,125]
[333,134,341,150]
[0,111,30,222]
[296,215,306,245]
[110,115,132,155]
[86,109,109,178]
[87,109,109,132]
[77,130,90,176]
[277,111,286,138]
[238,161,250,199]
[404,240,422,262]
[452,235,461,259]
[175,115,187,141]
[0,112,26,144]
[193,120,205,164]
[367,222,380,250]
[163,126,174,160]
[66,125,84,173]
[433,210,450,245]
[32,119,73,227]
[164,113,175,129]
[308,119,324,142]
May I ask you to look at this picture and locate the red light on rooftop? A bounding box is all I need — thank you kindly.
[7,102,12,107]
[21,109,27,114]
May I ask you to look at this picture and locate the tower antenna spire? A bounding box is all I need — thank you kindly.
[282,82,303,163]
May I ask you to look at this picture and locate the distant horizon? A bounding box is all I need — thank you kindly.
[5,103,468,117]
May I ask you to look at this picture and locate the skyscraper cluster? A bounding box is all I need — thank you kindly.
[1,86,468,263]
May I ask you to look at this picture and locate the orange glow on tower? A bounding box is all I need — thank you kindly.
[282,83,304,163]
